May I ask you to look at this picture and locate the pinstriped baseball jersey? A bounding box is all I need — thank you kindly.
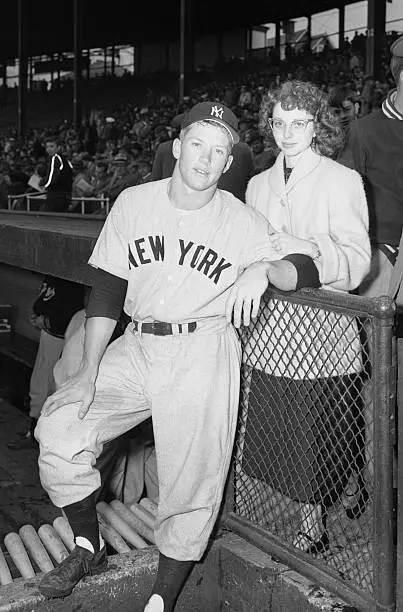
[89,178,280,323]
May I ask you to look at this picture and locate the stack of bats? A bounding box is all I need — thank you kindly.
[0,497,157,585]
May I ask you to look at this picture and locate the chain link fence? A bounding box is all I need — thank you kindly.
[223,288,396,612]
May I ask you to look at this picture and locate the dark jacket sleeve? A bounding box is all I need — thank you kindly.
[151,141,176,181]
[337,120,367,174]
[44,155,61,189]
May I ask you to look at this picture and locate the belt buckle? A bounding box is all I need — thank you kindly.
[152,321,170,336]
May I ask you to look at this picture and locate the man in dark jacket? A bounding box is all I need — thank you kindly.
[41,135,73,212]
[338,36,403,508]
[7,276,84,450]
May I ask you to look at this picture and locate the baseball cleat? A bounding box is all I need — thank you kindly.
[39,545,107,599]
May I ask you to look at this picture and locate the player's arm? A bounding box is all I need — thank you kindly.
[226,255,319,328]
[41,269,128,419]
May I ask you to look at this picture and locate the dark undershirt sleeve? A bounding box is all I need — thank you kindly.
[281,254,321,290]
[86,268,128,321]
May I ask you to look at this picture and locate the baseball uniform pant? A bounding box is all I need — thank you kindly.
[108,439,158,505]
[36,317,241,561]
[29,329,64,419]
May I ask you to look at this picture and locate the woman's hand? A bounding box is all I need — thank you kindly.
[269,232,318,258]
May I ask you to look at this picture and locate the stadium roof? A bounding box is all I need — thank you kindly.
[0,0,360,61]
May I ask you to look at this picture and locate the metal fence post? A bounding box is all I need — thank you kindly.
[396,311,403,612]
[371,296,396,612]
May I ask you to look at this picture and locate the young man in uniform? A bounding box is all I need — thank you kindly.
[35,101,319,611]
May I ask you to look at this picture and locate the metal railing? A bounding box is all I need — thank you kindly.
[7,193,110,215]
[222,287,396,612]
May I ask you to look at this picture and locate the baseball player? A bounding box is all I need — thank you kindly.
[35,101,319,611]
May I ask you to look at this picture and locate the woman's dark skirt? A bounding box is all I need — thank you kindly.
[242,369,365,508]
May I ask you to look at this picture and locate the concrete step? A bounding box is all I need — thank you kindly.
[0,533,356,612]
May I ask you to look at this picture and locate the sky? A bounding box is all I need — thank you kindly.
[264,0,403,44]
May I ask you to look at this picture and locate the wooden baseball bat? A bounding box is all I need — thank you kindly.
[53,516,75,552]
[97,502,148,549]
[0,546,13,585]
[19,524,54,572]
[38,524,69,564]
[110,499,155,544]
[128,502,155,530]
[97,513,131,554]
[139,497,158,517]
[4,532,35,578]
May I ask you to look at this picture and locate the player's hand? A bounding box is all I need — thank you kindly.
[225,262,269,328]
[269,232,314,256]
[41,368,97,420]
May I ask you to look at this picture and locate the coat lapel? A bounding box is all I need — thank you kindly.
[285,147,321,193]
[267,153,287,200]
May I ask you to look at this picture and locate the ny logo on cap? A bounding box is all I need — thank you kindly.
[211,105,224,119]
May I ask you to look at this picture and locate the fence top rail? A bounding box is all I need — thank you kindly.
[0,208,106,223]
[9,191,48,199]
[264,286,396,320]
[8,193,109,201]
[7,194,110,215]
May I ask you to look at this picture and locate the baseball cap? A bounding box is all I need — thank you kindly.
[390,35,403,57]
[113,151,128,164]
[181,101,240,144]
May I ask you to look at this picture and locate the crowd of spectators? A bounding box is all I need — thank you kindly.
[0,30,400,212]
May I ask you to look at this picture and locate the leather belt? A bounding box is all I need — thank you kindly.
[132,320,197,336]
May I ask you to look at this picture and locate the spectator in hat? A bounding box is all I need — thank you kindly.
[103,117,120,146]
[71,158,96,200]
[135,158,152,184]
[92,160,111,198]
[78,116,99,158]
[248,130,276,175]
[103,150,139,205]
[238,84,252,108]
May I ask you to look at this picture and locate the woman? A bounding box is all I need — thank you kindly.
[243,80,371,553]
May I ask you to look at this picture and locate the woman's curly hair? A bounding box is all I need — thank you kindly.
[259,80,345,159]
